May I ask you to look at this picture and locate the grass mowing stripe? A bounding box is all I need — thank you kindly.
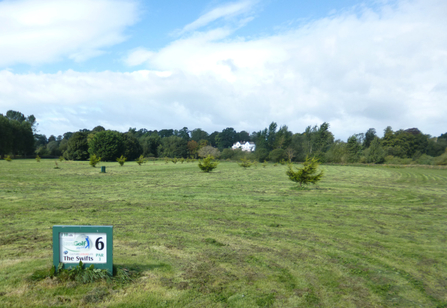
[0,159,446,307]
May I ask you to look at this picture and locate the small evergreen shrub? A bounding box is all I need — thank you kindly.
[198,155,219,172]
[89,154,101,167]
[286,156,324,187]
[136,155,147,166]
[238,157,253,169]
[5,155,12,162]
[35,155,41,162]
[117,155,127,166]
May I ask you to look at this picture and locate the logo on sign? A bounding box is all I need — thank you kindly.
[65,234,92,251]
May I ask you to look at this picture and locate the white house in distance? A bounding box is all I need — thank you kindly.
[232,141,256,152]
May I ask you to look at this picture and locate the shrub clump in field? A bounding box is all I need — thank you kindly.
[198,155,219,172]
[136,155,147,166]
[35,155,41,162]
[287,156,324,187]
[89,154,101,167]
[238,157,253,169]
[4,155,12,162]
[435,149,447,165]
[117,155,127,166]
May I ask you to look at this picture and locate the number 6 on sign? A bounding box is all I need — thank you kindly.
[96,237,104,250]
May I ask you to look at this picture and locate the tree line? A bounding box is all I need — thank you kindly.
[1,110,446,165]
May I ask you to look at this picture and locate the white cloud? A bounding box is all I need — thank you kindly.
[124,48,155,66]
[0,0,139,67]
[1,0,447,140]
[175,0,256,36]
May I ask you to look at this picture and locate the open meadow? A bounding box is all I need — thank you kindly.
[0,159,446,307]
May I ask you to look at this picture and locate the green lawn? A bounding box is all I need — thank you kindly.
[0,159,446,307]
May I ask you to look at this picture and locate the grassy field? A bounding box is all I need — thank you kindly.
[0,159,446,307]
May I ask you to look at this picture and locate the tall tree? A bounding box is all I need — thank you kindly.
[366,137,385,163]
[208,131,219,147]
[176,127,190,140]
[0,115,12,157]
[274,125,292,149]
[191,128,209,142]
[140,132,161,157]
[346,134,362,162]
[216,127,237,150]
[363,128,377,148]
[159,136,188,158]
[159,129,174,138]
[88,130,125,161]
[122,132,142,160]
[187,140,199,157]
[64,131,89,160]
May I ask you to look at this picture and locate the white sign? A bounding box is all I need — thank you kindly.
[59,232,107,263]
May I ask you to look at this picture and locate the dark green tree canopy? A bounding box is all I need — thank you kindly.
[88,130,125,161]
[159,136,187,158]
[65,131,89,160]
[191,128,209,142]
[122,133,142,160]
[216,127,237,150]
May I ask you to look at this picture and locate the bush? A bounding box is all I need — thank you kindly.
[5,155,12,162]
[384,155,414,165]
[255,148,269,162]
[136,155,147,166]
[269,148,287,162]
[435,149,447,165]
[238,157,253,169]
[198,155,219,172]
[198,146,221,158]
[416,154,434,165]
[220,148,235,160]
[117,155,127,166]
[89,154,101,167]
[286,156,324,187]
[35,155,41,162]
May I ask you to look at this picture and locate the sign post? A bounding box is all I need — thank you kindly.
[53,225,113,275]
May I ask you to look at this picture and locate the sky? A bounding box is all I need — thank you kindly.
[0,0,446,141]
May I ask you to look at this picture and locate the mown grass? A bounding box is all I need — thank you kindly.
[0,159,446,307]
